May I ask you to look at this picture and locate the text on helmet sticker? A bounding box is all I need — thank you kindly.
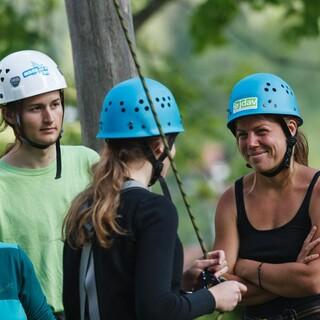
[233,97,258,114]
[22,62,49,78]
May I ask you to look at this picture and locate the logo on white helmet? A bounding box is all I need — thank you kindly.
[22,62,49,78]
[10,76,21,88]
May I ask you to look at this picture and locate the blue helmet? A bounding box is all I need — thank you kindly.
[97,77,184,139]
[227,73,303,132]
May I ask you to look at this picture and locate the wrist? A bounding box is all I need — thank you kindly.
[257,262,264,289]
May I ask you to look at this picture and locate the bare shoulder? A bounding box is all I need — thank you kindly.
[304,166,320,221]
[298,166,320,192]
[216,183,237,222]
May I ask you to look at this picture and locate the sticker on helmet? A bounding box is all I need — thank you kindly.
[22,62,49,78]
[233,97,258,114]
[10,76,21,88]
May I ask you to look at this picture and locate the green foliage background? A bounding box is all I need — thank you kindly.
[2,1,320,319]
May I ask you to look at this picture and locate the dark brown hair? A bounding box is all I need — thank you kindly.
[0,101,22,156]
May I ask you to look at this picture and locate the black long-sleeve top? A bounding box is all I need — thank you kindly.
[63,187,215,320]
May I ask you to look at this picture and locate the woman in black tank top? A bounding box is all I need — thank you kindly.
[213,73,320,319]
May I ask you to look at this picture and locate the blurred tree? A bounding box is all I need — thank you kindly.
[0,0,59,57]
[191,0,320,52]
[65,0,137,151]
[65,0,320,150]
[133,0,174,31]
[1,0,320,151]
[64,0,181,150]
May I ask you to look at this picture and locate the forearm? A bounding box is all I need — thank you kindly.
[236,259,320,297]
[222,273,276,305]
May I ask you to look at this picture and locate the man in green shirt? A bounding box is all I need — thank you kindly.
[0,50,99,319]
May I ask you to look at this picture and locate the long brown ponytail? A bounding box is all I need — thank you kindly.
[63,137,158,249]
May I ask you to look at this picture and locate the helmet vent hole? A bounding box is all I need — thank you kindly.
[142,124,146,129]
[266,82,271,86]
[286,90,289,94]
[0,94,3,99]
[5,69,9,73]
[139,99,144,104]
[108,101,112,106]
[162,97,166,101]
[121,108,126,112]
[168,122,171,126]
[281,84,285,88]
[290,91,293,95]
[272,88,276,92]
[263,103,267,108]
[274,104,278,108]
[264,87,269,92]
[144,106,149,111]
[155,97,160,102]
[268,99,272,103]
[120,101,124,106]
[168,103,171,107]
[0,77,4,82]
[167,96,171,100]
[0,69,2,74]
[161,103,165,108]
[104,108,108,112]
[134,107,139,112]
[128,122,134,130]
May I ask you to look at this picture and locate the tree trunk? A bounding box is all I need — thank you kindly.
[65,0,136,151]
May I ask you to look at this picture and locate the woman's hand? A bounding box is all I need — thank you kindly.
[209,280,247,312]
[182,250,228,291]
[297,225,320,264]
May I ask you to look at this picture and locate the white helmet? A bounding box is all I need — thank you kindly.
[0,50,67,104]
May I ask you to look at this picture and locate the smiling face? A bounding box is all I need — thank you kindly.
[235,115,295,173]
[19,90,63,146]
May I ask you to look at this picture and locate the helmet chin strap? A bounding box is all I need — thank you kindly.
[141,135,177,200]
[247,118,297,177]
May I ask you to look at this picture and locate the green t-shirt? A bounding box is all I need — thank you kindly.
[0,145,99,312]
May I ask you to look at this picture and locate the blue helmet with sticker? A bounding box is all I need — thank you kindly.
[227,73,303,132]
[97,77,184,139]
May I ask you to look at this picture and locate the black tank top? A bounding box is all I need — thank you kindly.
[235,171,320,317]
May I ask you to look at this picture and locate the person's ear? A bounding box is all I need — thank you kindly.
[150,139,164,158]
[287,118,298,136]
[2,108,16,126]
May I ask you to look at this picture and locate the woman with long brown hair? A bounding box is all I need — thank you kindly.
[63,77,246,320]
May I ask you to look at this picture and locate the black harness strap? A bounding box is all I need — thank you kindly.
[260,118,297,177]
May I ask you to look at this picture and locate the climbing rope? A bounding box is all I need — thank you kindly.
[112,0,209,258]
